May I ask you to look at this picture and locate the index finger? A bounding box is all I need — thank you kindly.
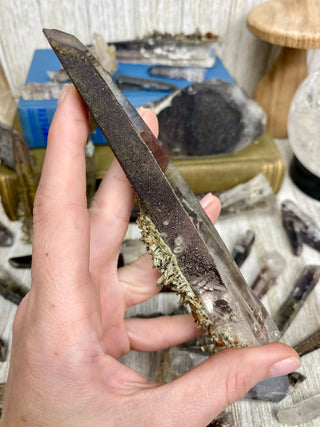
[32,85,90,298]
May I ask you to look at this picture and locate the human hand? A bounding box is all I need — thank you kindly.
[1,85,300,426]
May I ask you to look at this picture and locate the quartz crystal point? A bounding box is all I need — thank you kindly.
[275,265,320,334]
[113,32,217,67]
[47,68,69,83]
[115,75,178,92]
[232,229,255,267]
[293,327,320,357]
[0,338,8,362]
[21,82,64,100]
[148,65,207,83]
[9,255,32,269]
[0,266,28,305]
[219,174,276,215]
[0,222,14,247]
[245,372,306,402]
[251,251,286,299]
[153,79,266,157]
[44,29,280,350]
[277,393,320,425]
[91,33,118,77]
[0,122,15,170]
[281,199,320,255]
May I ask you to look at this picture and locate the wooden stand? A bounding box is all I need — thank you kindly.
[252,47,307,139]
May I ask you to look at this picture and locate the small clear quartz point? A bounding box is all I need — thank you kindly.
[277,393,320,425]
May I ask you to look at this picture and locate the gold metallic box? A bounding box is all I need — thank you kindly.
[1,132,284,221]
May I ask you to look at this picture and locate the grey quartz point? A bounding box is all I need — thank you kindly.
[219,173,276,215]
[0,222,14,247]
[0,338,8,362]
[245,372,306,402]
[148,65,207,83]
[275,265,320,335]
[21,82,64,100]
[0,122,15,170]
[0,266,28,305]
[281,199,320,255]
[251,251,286,299]
[232,229,255,267]
[294,327,320,357]
[152,79,266,157]
[277,393,320,425]
[154,344,305,402]
[115,74,179,92]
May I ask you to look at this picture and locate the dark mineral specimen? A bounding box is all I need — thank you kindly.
[245,372,306,402]
[293,327,320,357]
[9,255,32,269]
[0,222,14,247]
[148,65,206,82]
[0,266,28,305]
[0,338,8,362]
[154,79,266,157]
[116,74,178,92]
[275,265,320,334]
[281,199,320,255]
[232,230,255,267]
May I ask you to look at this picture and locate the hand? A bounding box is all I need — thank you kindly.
[1,85,300,426]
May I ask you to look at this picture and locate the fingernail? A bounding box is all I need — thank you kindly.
[200,193,215,209]
[269,357,301,378]
[58,84,71,106]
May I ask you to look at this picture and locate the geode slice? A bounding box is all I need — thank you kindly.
[153,79,266,157]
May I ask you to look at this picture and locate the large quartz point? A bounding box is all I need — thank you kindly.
[44,28,279,351]
[152,79,266,157]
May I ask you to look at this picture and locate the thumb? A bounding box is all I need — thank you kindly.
[159,343,300,426]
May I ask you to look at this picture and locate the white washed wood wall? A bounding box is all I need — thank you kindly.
[0,0,281,99]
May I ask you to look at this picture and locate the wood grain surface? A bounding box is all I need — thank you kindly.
[247,0,320,48]
[0,0,280,98]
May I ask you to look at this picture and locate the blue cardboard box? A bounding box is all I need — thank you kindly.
[18,49,234,148]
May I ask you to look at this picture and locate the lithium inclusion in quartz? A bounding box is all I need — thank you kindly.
[137,208,279,349]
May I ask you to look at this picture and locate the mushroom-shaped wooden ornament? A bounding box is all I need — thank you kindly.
[247,0,320,138]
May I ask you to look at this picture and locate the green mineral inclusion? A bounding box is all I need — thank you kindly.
[137,208,239,348]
